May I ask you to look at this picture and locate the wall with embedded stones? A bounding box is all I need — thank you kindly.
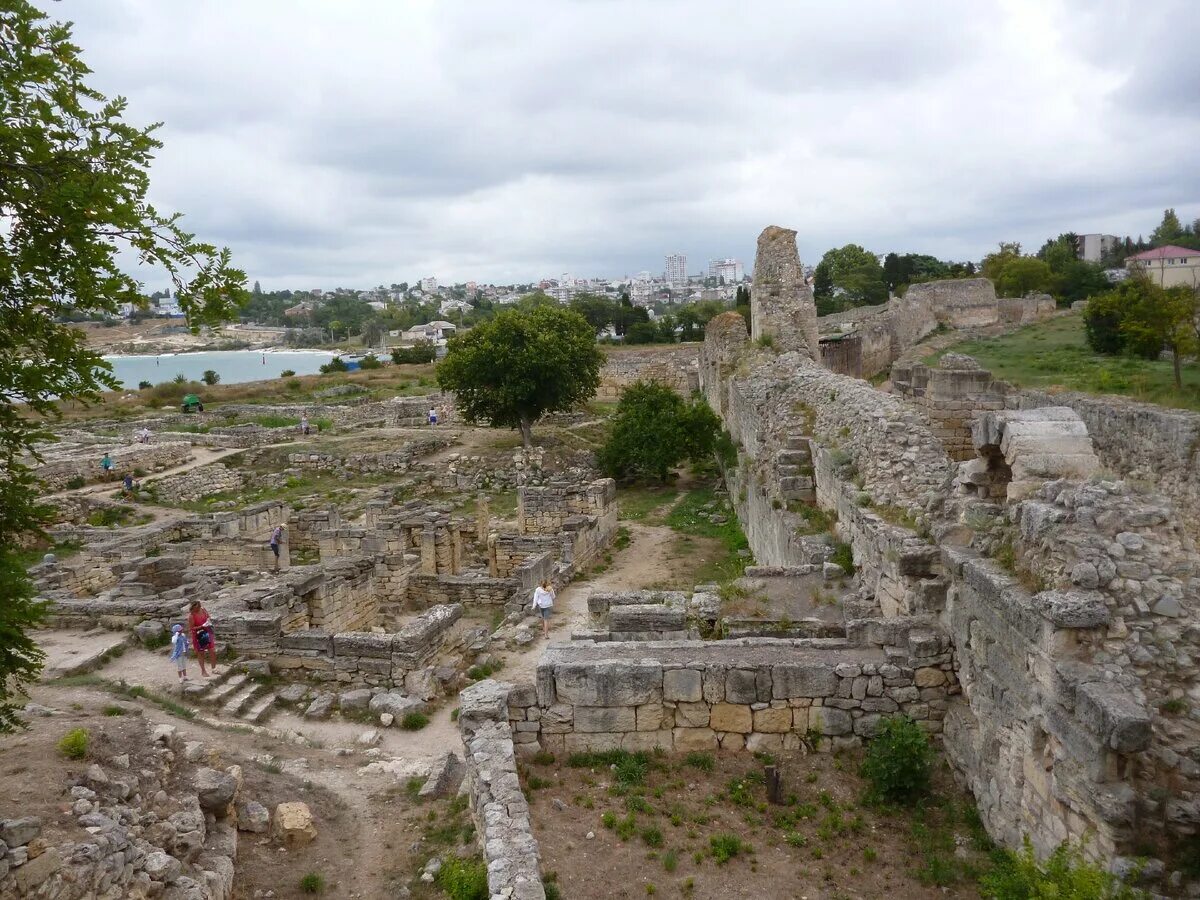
[33,441,195,490]
[151,463,245,504]
[596,345,700,400]
[698,235,1200,877]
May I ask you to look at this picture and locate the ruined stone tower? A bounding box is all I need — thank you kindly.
[750,225,820,361]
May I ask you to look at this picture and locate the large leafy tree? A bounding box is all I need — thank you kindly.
[0,1,247,730]
[597,381,721,481]
[436,306,602,446]
[1084,274,1200,388]
[812,244,887,314]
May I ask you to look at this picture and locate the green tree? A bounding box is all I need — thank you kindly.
[1120,281,1199,387]
[813,244,887,313]
[201,369,220,386]
[437,307,602,446]
[1151,208,1183,246]
[981,242,1023,282]
[597,382,721,481]
[1082,289,1127,354]
[993,256,1054,298]
[0,0,246,731]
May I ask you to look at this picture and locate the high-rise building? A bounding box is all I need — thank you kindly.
[1075,234,1119,263]
[708,258,744,284]
[420,276,438,293]
[664,253,687,285]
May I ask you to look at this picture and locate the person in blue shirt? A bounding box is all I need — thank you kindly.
[169,624,189,682]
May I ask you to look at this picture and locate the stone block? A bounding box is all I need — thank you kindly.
[725,668,758,704]
[710,703,752,734]
[672,727,718,751]
[554,661,662,707]
[663,669,703,703]
[674,701,711,728]
[621,730,672,752]
[194,768,238,814]
[811,707,852,736]
[753,707,792,733]
[771,663,837,698]
[574,706,636,733]
[272,802,316,848]
[636,704,664,732]
[913,668,946,688]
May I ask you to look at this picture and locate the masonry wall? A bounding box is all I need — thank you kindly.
[34,441,194,490]
[516,640,955,755]
[597,344,700,400]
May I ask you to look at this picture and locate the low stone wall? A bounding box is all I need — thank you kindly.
[892,357,1012,461]
[224,603,463,688]
[407,573,517,607]
[520,639,954,755]
[287,435,453,476]
[152,463,244,504]
[597,344,700,400]
[458,680,546,900]
[34,441,194,490]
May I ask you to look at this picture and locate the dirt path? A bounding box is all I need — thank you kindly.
[46,446,243,502]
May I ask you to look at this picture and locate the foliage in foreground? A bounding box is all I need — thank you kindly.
[0,0,247,731]
[436,856,489,900]
[1084,274,1198,388]
[57,727,90,760]
[437,306,603,446]
[860,715,933,805]
[980,838,1145,899]
[597,381,722,481]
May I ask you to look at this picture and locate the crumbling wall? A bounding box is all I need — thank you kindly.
[597,344,700,400]
[749,226,820,360]
[33,440,194,490]
[151,463,245,504]
[892,355,1014,460]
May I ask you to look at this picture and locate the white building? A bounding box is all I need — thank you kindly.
[708,258,744,283]
[439,299,473,316]
[1076,234,1119,263]
[420,276,438,294]
[664,253,687,285]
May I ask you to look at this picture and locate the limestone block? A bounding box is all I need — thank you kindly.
[636,704,665,732]
[194,768,238,814]
[574,706,636,733]
[237,800,270,834]
[746,732,785,754]
[724,668,758,704]
[621,730,672,752]
[663,669,703,703]
[674,702,711,728]
[811,707,852,736]
[1075,681,1151,752]
[753,707,792,733]
[710,703,752,734]
[272,802,317,848]
[672,727,718,751]
[554,661,662,707]
[771,664,837,699]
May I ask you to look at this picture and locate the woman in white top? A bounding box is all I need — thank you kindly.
[531,579,555,639]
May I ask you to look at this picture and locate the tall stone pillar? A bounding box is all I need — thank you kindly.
[750,225,820,362]
[420,526,438,575]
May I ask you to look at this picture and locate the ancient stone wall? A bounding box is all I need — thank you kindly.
[286,435,453,477]
[152,463,244,504]
[596,344,700,400]
[749,226,820,359]
[516,639,954,755]
[406,573,517,607]
[458,680,546,900]
[34,441,194,490]
[518,478,617,535]
[892,356,1014,460]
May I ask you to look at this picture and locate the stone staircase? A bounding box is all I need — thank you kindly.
[183,667,278,725]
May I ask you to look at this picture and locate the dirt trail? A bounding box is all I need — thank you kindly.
[46,446,243,502]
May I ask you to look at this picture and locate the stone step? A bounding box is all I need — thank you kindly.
[244,693,277,724]
[204,672,248,706]
[221,682,264,718]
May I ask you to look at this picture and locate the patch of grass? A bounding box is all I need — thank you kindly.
[614,525,632,550]
[979,837,1144,898]
[401,711,429,731]
[709,833,749,865]
[436,857,489,900]
[526,774,552,791]
[1160,697,1188,716]
[666,486,752,583]
[829,542,855,575]
[467,660,504,681]
[405,776,427,800]
[615,812,638,841]
[683,751,714,772]
[542,871,562,900]
[102,705,126,717]
[930,312,1200,412]
[57,727,90,760]
[531,750,556,766]
[662,849,678,872]
[618,484,677,522]
[299,872,325,894]
[568,749,651,785]
[641,826,664,848]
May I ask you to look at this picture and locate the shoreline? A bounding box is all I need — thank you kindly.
[102,347,337,360]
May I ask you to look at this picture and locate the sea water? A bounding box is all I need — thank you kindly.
[104,350,337,389]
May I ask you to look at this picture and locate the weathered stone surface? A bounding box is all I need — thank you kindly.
[194,768,237,813]
[272,802,317,848]
[753,707,792,733]
[710,703,752,734]
[771,663,837,698]
[811,707,852,736]
[574,706,636,733]
[338,687,372,711]
[553,661,661,707]
[369,691,425,724]
[662,669,702,703]
[237,800,270,834]
[0,817,41,848]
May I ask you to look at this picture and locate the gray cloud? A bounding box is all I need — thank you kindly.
[55,0,1200,287]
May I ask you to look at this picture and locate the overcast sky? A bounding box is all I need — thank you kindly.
[56,0,1200,290]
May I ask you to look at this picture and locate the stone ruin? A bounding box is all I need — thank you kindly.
[467,225,1198,897]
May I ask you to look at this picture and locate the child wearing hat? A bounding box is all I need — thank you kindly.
[170,623,189,682]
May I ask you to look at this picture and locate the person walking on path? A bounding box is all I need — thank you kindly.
[100,453,114,480]
[428,406,438,426]
[300,414,310,436]
[187,600,218,677]
[269,524,285,571]
[169,624,189,683]
[531,579,556,639]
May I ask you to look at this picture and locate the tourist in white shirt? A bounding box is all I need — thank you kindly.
[531,580,555,639]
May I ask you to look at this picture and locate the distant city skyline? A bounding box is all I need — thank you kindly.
[55,0,1200,290]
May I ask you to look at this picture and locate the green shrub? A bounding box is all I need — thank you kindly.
[358,353,383,370]
[641,826,664,847]
[137,380,153,390]
[436,857,489,900]
[391,342,436,364]
[543,871,562,900]
[662,849,678,872]
[298,872,324,894]
[201,369,220,385]
[57,727,89,760]
[568,749,650,785]
[279,369,296,377]
[102,705,126,717]
[597,381,722,482]
[401,711,429,731]
[980,838,1144,899]
[319,357,349,374]
[531,750,556,766]
[710,833,748,865]
[65,475,86,490]
[861,715,933,805]
[830,542,855,575]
